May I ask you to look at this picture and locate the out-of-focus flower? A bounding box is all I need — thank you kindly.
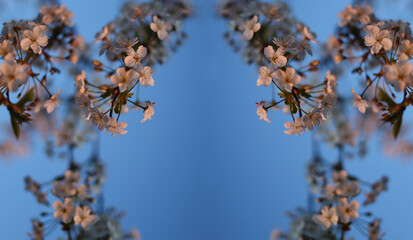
[150,16,171,40]
[44,88,61,114]
[0,62,28,92]
[384,59,413,92]
[74,206,97,230]
[239,16,261,40]
[336,198,359,223]
[351,88,368,113]
[89,108,109,131]
[314,206,338,230]
[303,108,323,131]
[53,198,76,223]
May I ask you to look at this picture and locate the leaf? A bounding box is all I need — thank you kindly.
[17,88,35,109]
[298,88,311,99]
[290,103,297,114]
[378,88,396,109]
[100,90,112,99]
[114,103,122,114]
[393,112,403,139]
[10,112,20,139]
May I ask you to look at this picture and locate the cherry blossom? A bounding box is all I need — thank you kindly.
[336,198,359,223]
[314,206,338,230]
[124,46,147,67]
[74,206,97,230]
[239,16,261,40]
[43,88,61,114]
[351,88,368,113]
[264,46,287,67]
[20,25,48,54]
[53,198,76,223]
[364,25,392,54]
[256,102,270,123]
[273,68,301,92]
[150,16,171,40]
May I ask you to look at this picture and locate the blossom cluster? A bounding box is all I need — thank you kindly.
[4,1,192,238]
[218,2,397,239]
[270,149,387,240]
[0,4,86,139]
[219,0,338,135]
[325,3,413,138]
[73,0,192,135]
[25,153,140,240]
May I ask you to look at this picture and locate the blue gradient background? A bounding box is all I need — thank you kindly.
[1,0,413,239]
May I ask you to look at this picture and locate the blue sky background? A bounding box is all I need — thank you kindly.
[1,0,413,239]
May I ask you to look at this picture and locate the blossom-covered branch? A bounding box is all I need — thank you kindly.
[73,0,193,136]
[0,4,85,139]
[219,0,338,135]
[325,3,413,139]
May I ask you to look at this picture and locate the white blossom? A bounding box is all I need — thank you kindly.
[64,170,80,186]
[273,67,301,92]
[400,39,413,56]
[239,16,261,40]
[75,93,93,119]
[332,170,348,186]
[53,198,75,223]
[264,46,287,67]
[150,16,171,40]
[322,184,335,200]
[326,70,337,93]
[298,24,317,43]
[319,93,337,119]
[338,5,372,26]
[257,64,276,87]
[95,26,110,43]
[314,206,338,230]
[0,62,28,92]
[74,206,97,230]
[384,60,413,92]
[135,64,154,87]
[336,198,359,223]
[20,25,48,54]
[0,39,14,60]
[88,108,109,131]
[141,102,155,123]
[284,118,305,135]
[75,70,87,93]
[364,25,392,54]
[111,67,138,92]
[43,88,61,114]
[106,117,127,135]
[256,102,270,123]
[303,108,323,131]
[351,88,368,113]
[124,46,147,67]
